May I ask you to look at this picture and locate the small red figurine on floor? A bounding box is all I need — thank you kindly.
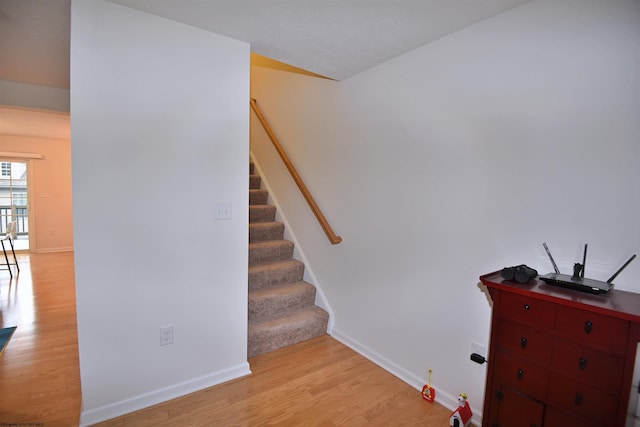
[449,393,472,427]
[421,368,435,402]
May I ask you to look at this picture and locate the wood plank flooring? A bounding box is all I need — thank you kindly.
[95,334,454,426]
[0,252,81,427]
[1,252,455,426]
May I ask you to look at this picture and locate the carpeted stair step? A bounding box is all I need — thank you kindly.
[249,281,317,321]
[250,175,261,189]
[249,189,269,205]
[249,259,304,290]
[248,306,329,358]
[249,205,276,223]
[247,162,330,358]
[249,221,285,243]
[249,240,294,265]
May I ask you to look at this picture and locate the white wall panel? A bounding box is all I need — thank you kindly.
[250,0,640,420]
[71,1,250,424]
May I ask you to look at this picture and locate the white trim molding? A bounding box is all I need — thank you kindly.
[0,151,44,160]
[330,329,484,425]
[79,362,251,427]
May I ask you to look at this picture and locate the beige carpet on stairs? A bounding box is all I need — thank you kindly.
[248,163,329,357]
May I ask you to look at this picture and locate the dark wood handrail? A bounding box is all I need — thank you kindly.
[250,98,342,245]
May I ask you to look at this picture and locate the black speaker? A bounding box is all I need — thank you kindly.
[501,264,538,283]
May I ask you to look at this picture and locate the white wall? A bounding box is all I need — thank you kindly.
[71,1,250,425]
[251,0,640,421]
[0,80,70,112]
[0,107,72,253]
[0,134,73,253]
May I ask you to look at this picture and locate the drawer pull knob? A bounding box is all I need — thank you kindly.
[520,337,528,349]
[517,369,524,380]
[575,393,583,405]
[585,320,593,334]
[524,304,530,310]
[579,357,588,370]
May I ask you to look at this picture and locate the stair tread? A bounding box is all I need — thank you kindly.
[249,176,261,187]
[249,239,295,265]
[249,222,285,243]
[249,240,293,249]
[247,306,329,357]
[249,281,314,300]
[249,258,303,273]
[249,205,276,223]
[249,221,284,229]
[249,189,269,205]
[248,257,304,290]
[249,306,328,328]
[249,222,284,231]
[249,282,316,321]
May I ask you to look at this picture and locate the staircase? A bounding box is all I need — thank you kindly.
[248,163,329,357]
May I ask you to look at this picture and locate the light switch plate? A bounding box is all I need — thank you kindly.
[214,202,232,220]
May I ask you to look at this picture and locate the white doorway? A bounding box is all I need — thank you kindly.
[0,160,30,251]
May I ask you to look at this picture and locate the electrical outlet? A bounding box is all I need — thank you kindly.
[471,342,486,357]
[160,325,174,346]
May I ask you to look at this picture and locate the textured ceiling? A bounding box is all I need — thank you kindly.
[0,0,529,91]
[110,0,529,80]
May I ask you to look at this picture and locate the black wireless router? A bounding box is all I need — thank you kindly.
[539,242,636,294]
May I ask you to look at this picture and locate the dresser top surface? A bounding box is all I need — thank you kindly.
[480,271,640,322]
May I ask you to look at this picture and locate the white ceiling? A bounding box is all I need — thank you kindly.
[0,0,529,91]
[110,0,529,81]
[0,0,71,89]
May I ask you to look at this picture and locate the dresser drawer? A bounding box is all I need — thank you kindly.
[493,352,549,399]
[481,272,640,427]
[551,339,624,393]
[547,374,618,423]
[495,320,553,364]
[543,406,592,427]
[498,292,555,329]
[555,306,629,354]
[491,384,544,427]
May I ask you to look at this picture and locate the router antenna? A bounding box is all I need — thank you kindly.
[607,254,637,284]
[581,244,588,278]
[543,242,560,274]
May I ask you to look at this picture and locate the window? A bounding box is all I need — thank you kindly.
[13,192,27,206]
[1,162,10,177]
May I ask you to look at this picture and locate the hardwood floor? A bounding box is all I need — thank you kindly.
[95,335,454,426]
[0,252,81,427]
[1,252,455,426]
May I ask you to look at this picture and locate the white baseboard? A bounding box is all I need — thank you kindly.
[79,362,251,427]
[330,329,483,425]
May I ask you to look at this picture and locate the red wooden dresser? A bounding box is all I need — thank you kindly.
[480,271,640,426]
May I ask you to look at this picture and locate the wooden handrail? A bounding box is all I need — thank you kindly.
[250,98,342,245]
